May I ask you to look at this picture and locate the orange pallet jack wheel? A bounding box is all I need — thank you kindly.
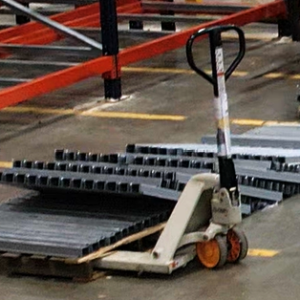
[227,227,248,263]
[196,235,227,269]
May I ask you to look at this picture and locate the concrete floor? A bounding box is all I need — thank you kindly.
[1,8,300,300]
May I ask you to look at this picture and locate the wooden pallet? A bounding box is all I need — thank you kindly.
[0,222,166,281]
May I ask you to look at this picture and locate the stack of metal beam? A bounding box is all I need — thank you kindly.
[1,126,300,257]
[2,137,300,215]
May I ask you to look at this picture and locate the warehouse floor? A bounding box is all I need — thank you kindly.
[1,9,300,300]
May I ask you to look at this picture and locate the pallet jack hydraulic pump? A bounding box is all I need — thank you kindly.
[96,25,248,273]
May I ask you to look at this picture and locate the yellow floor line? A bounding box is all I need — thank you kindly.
[80,111,185,121]
[0,161,12,168]
[3,107,186,122]
[248,249,279,257]
[231,119,265,126]
[289,74,300,80]
[222,32,278,41]
[122,67,248,77]
[122,67,297,80]
[123,66,195,75]
[230,70,248,77]
[264,73,285,79]
[2,108,299,127]
[231,119,300,126]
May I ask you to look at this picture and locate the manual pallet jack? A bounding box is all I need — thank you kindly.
[95,25,248,273]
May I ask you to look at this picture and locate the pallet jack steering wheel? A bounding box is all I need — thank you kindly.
[186,26,248,268]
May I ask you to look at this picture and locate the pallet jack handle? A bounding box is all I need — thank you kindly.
[186,25,246,204]
[186,25,245,84]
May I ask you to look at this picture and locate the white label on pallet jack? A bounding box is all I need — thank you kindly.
[214,47,231,157]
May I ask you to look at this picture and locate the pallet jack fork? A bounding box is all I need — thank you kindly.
[96,26,248,274]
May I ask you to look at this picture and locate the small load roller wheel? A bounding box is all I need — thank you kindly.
[196,235,228,269]
[226,227,248,263]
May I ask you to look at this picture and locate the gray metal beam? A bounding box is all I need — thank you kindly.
[0,77,31,86]
[233,159,272,169]
[4,0,95,3]
[0,59,77,68]
[0,44,100,57]
[201,134,300,150]
[74,28,169,38]
[175,172,283,202]
[125,153,215,169]
[12,159,210,176]
[244,125,300,137]
[0,25,11,29]
[140,184,254,215]
[53,148,294,168]
[0,0,251,10]
[140,184,181,201]
[0,9,216,23]
[1,168,165,185]
[0,0,102,50]
[127,143,300,159]
[0,237,90,257]
[117,14,215,23]
[0,7,65,15]
[235,166,300,184]
[239,185,283,202]
[0,168,164,194]
[141,1,250,13]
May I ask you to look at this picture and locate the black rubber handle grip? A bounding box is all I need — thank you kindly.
[186,25,245,85]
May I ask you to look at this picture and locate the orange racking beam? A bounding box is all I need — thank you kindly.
[0,0,286,109]
[0,55,113,109]
[119,0,286,66]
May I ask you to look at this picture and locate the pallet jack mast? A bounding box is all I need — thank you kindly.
[96,25,248,273]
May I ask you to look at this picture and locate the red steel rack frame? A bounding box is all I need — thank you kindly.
[0,0,286,109]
